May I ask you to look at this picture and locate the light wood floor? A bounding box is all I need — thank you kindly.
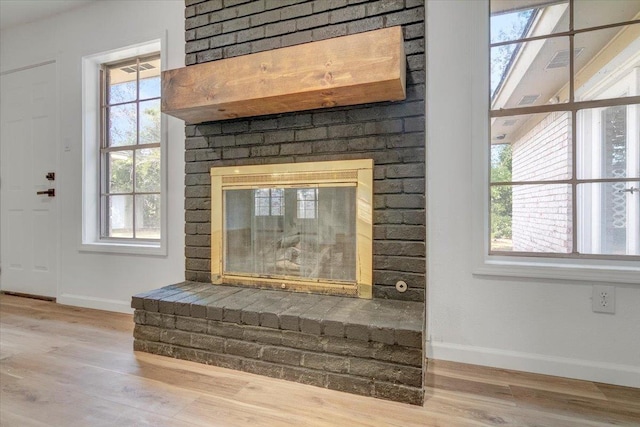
[1,294,638,427]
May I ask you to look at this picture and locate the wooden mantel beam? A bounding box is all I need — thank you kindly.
[161,26,406,124]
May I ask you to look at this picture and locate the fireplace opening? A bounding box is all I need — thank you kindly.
[211,160,373,298]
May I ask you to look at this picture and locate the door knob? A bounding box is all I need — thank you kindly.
[36,189,55,197]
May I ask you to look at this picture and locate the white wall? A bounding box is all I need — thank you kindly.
[427,1,640,388]
[0,1,185,313]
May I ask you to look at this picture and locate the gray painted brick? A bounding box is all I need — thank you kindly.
[223,16,250,33]
[295,127,327,141]
[384,7,424,27]
[207,321,244,339]
[186,39,210,53]
[302,352,349,373]
[281,367,326,387]
[196,0,223,14]
[191,333,225,351]
[197,49,223,63]
[313,0,348,13]
[326,373,372,396]
[133,325,160,342]
[329,5,365,23]
[373,382,425,406]
[242,359,283,379]
[297,12,329,30]
[196,23,223,39]
[281,30,313,46]
[312,23,347,40]
[264,130,295,144]
[250,9,280,26]
[186,14,209,30]
[346,15,383,34]
[236,0,266,17]
[395,329,422,348]
[262,346,302,366]
[225,339,263,359]
[265,20,296,37]
[281,3,313,20]
[366,0,404,16]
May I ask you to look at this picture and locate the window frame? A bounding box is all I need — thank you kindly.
[470,0,640,284]
[100,54,162,241]
[81,39,167,255]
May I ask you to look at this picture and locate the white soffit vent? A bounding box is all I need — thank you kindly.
[546,48,584,70]
[120,63,155,73]
[502,118,519,126]
[518,94,540,105]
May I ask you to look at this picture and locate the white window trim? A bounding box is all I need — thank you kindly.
[470,0,640,284]
[81,38,168,256]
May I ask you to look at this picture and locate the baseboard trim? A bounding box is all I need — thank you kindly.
[57,293,133,314]
[427,341,640,388]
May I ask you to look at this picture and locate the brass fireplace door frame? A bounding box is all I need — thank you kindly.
[210,159,373,298]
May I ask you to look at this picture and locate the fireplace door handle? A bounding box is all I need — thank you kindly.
[37,188,55,197]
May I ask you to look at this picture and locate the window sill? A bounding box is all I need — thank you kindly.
[80,240,166,257]
[473,255,640,285]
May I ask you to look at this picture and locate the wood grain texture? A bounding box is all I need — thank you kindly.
[1,294,638,426]
[161,27,406,124]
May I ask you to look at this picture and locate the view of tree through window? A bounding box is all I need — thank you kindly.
[489,0,640,257]
[102,54,161,239]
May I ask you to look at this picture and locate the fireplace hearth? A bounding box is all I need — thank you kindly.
[132,281,424,405]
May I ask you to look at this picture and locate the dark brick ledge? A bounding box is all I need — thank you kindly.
[131,281,423,347]
[132,282,425,405]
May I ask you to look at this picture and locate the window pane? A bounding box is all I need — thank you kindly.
[271,188,284,215]
[107,60,137,104]
[577,105,639,179]
[139,99,161,144]
[574,24,640,102]
[490,1,568,44]
[140,77,161,100]
[108,195,133,238]
[491,37,570,108]
[577,181,640,255]
[491,184,572,253]
[135,194,161,239]
[108,103,137,147]
[135,147,161,192]
[574,1,640,30]
[491,111,572,182]
[107,151,133,193]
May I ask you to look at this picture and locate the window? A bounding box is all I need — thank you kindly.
[254,188,284,216]
[101,54,161,240]
[489,0,640,259]
[82,39,166,254]
[297,188,318,219]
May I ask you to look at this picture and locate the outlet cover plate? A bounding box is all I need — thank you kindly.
[592,285,615,314]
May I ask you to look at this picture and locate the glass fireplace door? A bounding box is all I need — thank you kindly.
[224,186,357,282]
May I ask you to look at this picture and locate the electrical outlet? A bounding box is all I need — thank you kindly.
[592,285,615,314]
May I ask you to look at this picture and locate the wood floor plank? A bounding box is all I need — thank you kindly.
[429,359,607,400]
[1,294,638,427]
[510,385,640,425]
[596,382,640,408]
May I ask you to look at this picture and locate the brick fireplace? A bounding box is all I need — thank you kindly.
[133,0,426,405]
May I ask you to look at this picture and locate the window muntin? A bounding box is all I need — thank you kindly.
[489,0,640,258]
[101,54,161,240]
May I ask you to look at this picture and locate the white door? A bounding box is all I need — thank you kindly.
[0,62,58,298]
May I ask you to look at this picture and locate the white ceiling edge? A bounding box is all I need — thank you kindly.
[0,0,98,31]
